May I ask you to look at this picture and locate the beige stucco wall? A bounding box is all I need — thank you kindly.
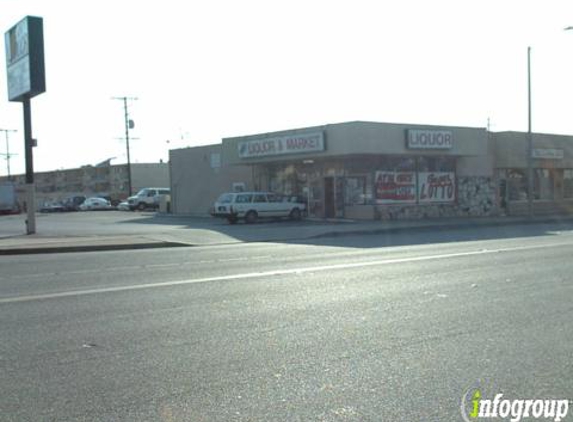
[456,135,495,176]
[223,121,489,166]
[170,144,253,215]
[130,163,170,193]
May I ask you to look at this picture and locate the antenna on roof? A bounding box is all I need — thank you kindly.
[486,117,495,132]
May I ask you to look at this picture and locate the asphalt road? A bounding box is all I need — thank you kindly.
[1,224,572,421]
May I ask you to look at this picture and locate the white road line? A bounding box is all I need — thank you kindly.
[1,241,572,304]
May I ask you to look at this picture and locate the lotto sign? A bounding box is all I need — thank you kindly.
[417,172,456,202]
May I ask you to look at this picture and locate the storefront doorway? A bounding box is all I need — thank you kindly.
[324,177,335,218]
[325,176,346,218]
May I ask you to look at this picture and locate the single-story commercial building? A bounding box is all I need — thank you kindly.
[169,121,573,219]
[495,131,573,216]
[169,144,252,215]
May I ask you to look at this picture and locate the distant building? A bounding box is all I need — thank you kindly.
[0,162,169,209]
[494,131,573,216]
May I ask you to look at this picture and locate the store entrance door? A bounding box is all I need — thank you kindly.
[324,177,335,218]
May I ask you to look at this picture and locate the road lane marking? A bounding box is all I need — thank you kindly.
[1,241,572,304]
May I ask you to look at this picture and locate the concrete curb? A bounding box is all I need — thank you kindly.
[0,241,191,256]
[309,216,573,239]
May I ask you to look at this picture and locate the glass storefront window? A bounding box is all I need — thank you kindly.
[372,156,456,204]
[507,169,528,201]
[534,169,554,200]
[378,156,416,172]
[268,164,306,195]
[417,156,456,172]
[344,177,366,205]
[564,170,573,199]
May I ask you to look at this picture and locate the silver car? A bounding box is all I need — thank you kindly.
[79,197,113,211]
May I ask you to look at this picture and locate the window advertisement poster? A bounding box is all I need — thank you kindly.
[417,172,456,203]
[374,171,416,203]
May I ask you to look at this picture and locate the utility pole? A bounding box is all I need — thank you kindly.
[112,96,137,196]
[0,129,17,179]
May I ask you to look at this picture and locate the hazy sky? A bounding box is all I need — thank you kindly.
[1,0,573,176]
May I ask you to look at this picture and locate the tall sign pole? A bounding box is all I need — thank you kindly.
[4,16,46,234]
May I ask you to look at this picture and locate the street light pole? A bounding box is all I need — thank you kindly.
[527,46,534,217]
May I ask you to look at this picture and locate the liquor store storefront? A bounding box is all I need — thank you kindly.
[221,121,496,220]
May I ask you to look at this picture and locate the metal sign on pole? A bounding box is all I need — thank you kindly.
[527,46,534,218]
[4,16,46,234]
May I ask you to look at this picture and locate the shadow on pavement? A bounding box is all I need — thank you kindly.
[117,214,573,250]
[292,222,571,249]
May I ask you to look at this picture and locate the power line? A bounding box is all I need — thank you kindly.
[111,96,138,196]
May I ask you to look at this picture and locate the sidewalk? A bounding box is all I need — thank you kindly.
[1,213,573,255]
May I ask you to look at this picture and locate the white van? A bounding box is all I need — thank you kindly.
[127,188,170,211]
[212,192,306,224]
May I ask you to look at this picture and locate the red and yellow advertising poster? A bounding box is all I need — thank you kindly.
[375,171,416,204]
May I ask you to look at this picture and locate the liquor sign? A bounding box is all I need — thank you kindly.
[407,130,453,150]
[374,171,416,203]
[238,132,324,158]
[532,149,564,160]
[4,16,46,102]
[418,172,456,203]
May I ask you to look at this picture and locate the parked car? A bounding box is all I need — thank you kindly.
[79,197,113,211]
[117,201,130,211]
[62,196,86,211]
[97,195,121,207]
[211,191,306,224]
[127,188,170,211]
[40,201,65,213]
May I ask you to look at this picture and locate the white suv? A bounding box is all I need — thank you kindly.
[212,192,306,224]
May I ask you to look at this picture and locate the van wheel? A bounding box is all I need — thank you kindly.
[289,208,302,221]
[245,211,258,224]
[137,203,146,211]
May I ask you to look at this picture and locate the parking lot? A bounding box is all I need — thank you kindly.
[0,210,352,247]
